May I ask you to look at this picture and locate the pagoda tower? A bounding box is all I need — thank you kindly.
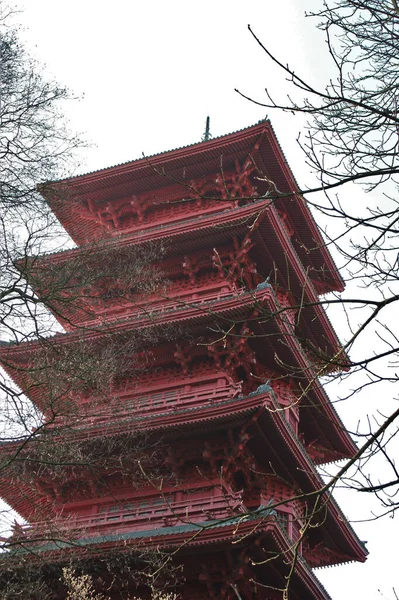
[0,121,367,599]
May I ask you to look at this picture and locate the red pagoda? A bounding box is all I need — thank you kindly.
[0,121,367,599]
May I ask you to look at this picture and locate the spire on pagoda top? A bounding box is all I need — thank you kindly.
[201,116,211,142]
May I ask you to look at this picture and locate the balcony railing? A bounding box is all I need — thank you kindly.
[11,491,244,541]
[80,280,239,327]
[75,381,243,426]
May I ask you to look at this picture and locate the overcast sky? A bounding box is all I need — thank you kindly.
[11,1,399,598]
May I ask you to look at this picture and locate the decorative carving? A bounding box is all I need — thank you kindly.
[198,548,254,599]
[173,344,192,377]
[275,288,297,326]
[76,159,258,235]
[212,231,262,291]
[182,255,200,285]
[207,323,257,385]
[276,208,295,237]
[193,157,257,206]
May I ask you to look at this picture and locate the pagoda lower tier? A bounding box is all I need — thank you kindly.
[0,282,363,598]
[1,387,366,598]
[3,521,336,599]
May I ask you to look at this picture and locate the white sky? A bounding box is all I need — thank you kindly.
[10,1,399,598]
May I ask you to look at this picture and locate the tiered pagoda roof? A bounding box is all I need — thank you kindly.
[0,121,366,599]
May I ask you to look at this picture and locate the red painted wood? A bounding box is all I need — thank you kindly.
[0,123,367,599]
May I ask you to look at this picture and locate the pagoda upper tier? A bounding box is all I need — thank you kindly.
[40,120,343,295]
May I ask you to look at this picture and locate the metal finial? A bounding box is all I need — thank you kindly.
[202,116,211,142]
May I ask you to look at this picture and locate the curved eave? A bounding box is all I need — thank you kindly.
[304,384,358,462]
[0,477,51,523]
[249,295,353,458]
[255,123,344,293]
[256,201,345,361]
[254,404,366,565]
